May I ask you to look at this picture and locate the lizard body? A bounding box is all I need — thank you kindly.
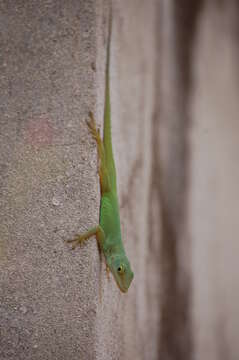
[67,6,134,293]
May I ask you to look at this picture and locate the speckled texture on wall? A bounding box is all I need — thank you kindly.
[0,1,157,359]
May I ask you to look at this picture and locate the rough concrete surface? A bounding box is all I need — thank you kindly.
[0,1,157,359]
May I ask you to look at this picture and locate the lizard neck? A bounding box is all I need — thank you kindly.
[104,236,125,260]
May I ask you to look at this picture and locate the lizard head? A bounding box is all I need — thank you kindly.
[108,254,134,293]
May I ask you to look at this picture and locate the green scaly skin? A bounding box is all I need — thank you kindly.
[67,7,134,293]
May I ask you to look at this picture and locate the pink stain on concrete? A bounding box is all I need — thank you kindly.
[26,116,54,147]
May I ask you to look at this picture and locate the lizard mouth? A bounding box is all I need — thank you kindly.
[117,283,128,293]
[113,274,129,293]
[116,272,134,293]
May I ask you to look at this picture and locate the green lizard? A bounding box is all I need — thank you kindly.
[67,8,134,293]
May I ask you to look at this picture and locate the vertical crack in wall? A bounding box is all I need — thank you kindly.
[149,1,205,359]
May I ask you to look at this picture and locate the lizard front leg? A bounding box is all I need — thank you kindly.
[66,225,105,250]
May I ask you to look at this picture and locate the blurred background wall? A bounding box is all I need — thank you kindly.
[157,1,239,359]
[0,0,239,359]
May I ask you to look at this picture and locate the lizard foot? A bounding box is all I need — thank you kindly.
[105,264,110,280]
[86,112,100,141]
[66,235,85,250]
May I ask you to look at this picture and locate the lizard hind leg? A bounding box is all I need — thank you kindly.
[86,112,111,193]
[87,112,101,144]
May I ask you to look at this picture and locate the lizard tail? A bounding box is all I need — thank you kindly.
[103,1,117,192]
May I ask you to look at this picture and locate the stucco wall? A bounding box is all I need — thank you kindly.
[0,1,157,359]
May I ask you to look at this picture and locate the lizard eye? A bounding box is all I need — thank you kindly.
[117,265,124,274]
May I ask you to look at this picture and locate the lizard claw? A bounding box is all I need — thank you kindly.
[105,265,110,280]
[66,235,84,250]
[86,113,100,141]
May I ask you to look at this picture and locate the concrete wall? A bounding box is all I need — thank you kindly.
[0,1,157,359]
[1,0,239,359]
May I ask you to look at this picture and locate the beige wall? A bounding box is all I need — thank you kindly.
[157,1,239,359]
[190,2,239,359]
